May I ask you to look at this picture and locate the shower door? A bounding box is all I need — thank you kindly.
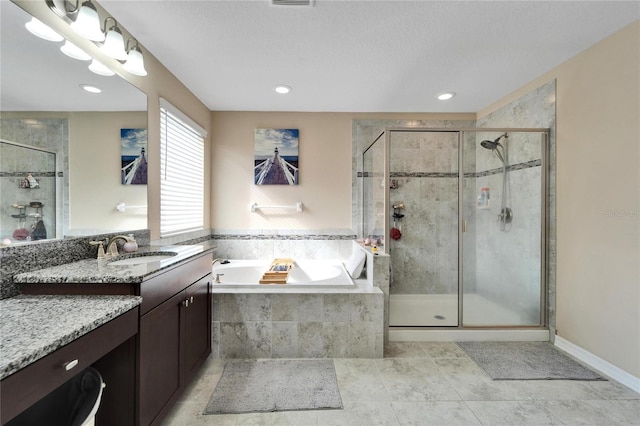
[461,130,546,327]
[387,130,460,326]
[379,128,547,328]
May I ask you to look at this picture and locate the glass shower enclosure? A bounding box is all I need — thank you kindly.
[0,140,58,242]
[362,128,548,328]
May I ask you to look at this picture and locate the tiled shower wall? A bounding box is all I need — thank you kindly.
[352,80,556,329]
[387,131,459,296]
[477,81,556,333]
[0,118,69,240]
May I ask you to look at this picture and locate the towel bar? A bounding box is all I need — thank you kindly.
[250,202,303,213]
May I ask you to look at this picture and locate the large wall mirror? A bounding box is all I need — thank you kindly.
[0,0,148,244]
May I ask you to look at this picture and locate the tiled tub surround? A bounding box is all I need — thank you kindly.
[0,294,141,379]
[212,286,384,359]
[211,236,389,356]
[0,229,151,299]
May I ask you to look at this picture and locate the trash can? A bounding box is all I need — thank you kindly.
[7,367,105,426]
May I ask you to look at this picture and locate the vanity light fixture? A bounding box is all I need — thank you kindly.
[274,84,292,94]
[25,17,64,42]
[79,84,101,93]
[60,40,91,60]
[88,58,115,76]
[436,91,456,101]
[100,17,127,60]
[70,0,104,42]
[122,38,147,76]
[44,0,148,77]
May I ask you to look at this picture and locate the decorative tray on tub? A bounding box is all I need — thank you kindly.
[259,258,294,284]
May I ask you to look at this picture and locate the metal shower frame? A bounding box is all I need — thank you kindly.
[363,127,550,329]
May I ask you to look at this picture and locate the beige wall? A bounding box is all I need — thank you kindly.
[17,0,639,378]
[15,0,213,241]
[210,112,473,231]
[69,112,147,232]
[481,21,640,378]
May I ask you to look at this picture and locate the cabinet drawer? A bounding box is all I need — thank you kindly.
[0,308,138,424]
[139,253,211,315]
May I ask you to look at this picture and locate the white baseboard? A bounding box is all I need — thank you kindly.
[554,336,640,393]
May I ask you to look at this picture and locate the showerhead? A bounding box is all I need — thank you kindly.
[480,139,501,150]
[480,134,507,164]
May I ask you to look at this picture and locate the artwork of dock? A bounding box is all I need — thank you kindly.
[254,146,298,185]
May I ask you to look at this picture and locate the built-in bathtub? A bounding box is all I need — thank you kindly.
[212,259,356,289]
[210,257,384,358]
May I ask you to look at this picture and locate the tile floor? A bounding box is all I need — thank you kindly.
[162,342,640,425]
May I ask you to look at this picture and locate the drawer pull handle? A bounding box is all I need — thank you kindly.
[183,299,189,308]
[64,359,79,371]
[190,296,194,304]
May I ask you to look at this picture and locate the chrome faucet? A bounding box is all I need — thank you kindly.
[105,235,134,258]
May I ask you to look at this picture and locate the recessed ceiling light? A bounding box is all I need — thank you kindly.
[437,92,456,101]
[80,84,102,94]
[274,85,292,94]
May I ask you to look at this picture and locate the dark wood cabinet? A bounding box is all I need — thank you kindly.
[139,275,211,426]
[1,308,139,426]
[139,291,183,426]
[19,251,213,426]
[183,275,211,384]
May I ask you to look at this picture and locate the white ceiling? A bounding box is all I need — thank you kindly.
[2,1,638,113]
[0,1,146,112]
[99,0,639,113]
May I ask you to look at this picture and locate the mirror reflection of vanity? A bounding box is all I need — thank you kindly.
[0,0,147,244]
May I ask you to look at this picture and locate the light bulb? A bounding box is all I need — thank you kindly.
[25,17,63,42]
[101,25,127,60]
[88,59,114,76]
[60,40,91,61]
[122,46,147,76]
[70,1,105,42]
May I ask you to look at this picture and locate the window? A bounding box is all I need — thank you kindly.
[159,98,207,237]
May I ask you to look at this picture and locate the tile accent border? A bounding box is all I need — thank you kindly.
[357,159,541,179]
[212,233,357,241]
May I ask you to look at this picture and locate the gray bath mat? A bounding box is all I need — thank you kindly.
[458,341,606,381]
[204,359,343,414]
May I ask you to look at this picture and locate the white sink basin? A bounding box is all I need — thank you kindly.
[108,253,176,265]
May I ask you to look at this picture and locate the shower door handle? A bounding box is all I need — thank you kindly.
[462,220,467,233]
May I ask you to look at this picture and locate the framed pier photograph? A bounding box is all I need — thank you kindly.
[254,128,299,185]
[121,128,148,185]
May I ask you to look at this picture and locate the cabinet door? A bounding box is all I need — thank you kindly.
[139,291,183,426]
[182,275,211,384]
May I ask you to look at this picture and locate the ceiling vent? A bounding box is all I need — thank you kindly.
[270,0,315,6]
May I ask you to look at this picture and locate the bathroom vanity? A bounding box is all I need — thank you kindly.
[14,244,214,426]
[0,295,141,425]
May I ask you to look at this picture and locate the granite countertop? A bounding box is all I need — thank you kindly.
[13,242,216,285]
[0,294,142,379]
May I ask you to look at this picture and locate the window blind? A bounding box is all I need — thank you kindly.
[159,99,206,237]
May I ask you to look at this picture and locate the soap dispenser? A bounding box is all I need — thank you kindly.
[122,234,138,253]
